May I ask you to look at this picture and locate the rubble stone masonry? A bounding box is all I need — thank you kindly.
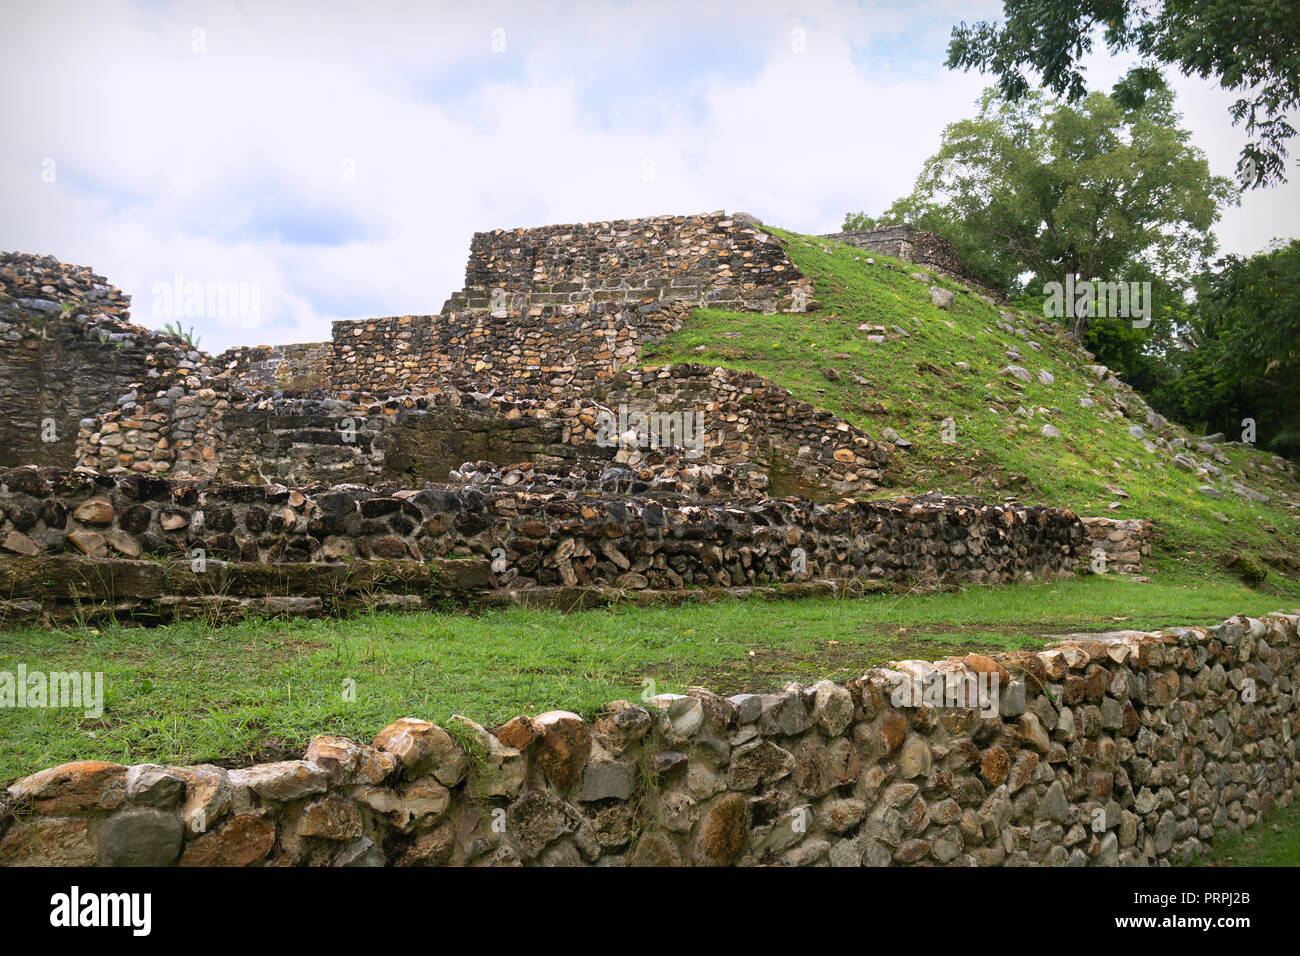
[212,364,892,498]
[2,611,1294,866]
[331,211,812,395]
[0,468,1085,624]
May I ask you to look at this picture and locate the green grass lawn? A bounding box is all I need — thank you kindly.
[640,229,1300,581]
[1193,799,1300,867]
[1,568,1293,784]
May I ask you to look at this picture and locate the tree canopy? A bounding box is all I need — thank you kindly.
[945,0,1300,187]
[1139,240,1300,457]
[845,86,1235,337]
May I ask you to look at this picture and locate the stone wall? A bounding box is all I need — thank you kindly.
[329,301,689,396]
[75,384,230,480]
[212,363,892,499]
[1081,517,1154,576]
[912,231,1001,297]
[218,342,332,393]
[0,253,221,471]
[596,364,890,499]
[447,211,810,314]
[330,211,813,396]
[824,226,998,297]
[0,468,1088,623]
[215,396,388,486]
[828,225,916,260]
[0,555,491,627]
[3,610,1294,866]
[5,212,816,479]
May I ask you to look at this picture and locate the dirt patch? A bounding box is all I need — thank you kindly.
[205,737,304,770]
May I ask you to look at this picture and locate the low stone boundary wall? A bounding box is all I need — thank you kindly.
[3,611,1293,866]
[0,469,1088,621]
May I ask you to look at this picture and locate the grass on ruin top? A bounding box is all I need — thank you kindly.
[638,228,1300,580]
[1,568,1294,783]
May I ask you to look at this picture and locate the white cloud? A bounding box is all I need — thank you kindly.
[1,0,1293,353]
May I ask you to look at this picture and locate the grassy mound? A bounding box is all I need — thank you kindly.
[640,228,1300,586]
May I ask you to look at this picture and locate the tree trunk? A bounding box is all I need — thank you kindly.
[1068,269,1091,342]
[1070,311,1089,343]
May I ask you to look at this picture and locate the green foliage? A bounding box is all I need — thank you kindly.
[842,212,898,232]
[946,0,1300,187]
[845,86,1234,338]
[1073,272,1193,397]
[1211,240,1300,378]
[1149,240,1300,454]
[162,320,201,348]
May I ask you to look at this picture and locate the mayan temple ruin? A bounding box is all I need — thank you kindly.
[0,212,1294,871]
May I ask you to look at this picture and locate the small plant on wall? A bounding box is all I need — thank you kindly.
[162,320,201,348]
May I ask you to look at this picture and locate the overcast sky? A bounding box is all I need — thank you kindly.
[3,0,1296,354]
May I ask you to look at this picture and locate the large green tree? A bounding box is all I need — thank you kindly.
[946,0,1300,187]
[845,86,1235,338]
[1176,240,1300,455]
[1122,240,1300,459]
